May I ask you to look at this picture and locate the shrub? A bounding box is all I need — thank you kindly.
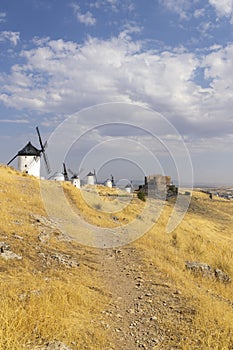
[137,191,146,202]
[93,202,102,210]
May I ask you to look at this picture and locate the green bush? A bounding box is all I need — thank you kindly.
[137,191,146,202]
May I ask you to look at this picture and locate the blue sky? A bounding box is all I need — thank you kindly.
[0,0,233,185]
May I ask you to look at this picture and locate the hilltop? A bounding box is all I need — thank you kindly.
[0,165,233,350]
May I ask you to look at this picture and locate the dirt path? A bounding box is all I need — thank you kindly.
[29,179,196,349]
[96,246,195,350]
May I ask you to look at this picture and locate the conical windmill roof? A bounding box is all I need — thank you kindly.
[18,142,41,156]
[125,183,132,188]
[87,171,94,176]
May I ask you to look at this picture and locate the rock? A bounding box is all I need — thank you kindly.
[0,242,22,260]
[31,214,56,228]
[0,242,10,251]
[1,250,22,260]
[185,261,231,283]
[33,341,72,350]
[173,289,181,295]
[185,261,212,277]
[51,253,79,268]
[18,289,41,301]
[38,231,50,243]
[31,214,72,242]
[12,234,24,240]
[12,220,22,225]
[150,316,157,321]
[214,268,231,283]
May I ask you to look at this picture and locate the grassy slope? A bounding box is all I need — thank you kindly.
[1,165,233,349]
[137,192,233,349]
[64,179,233,349]
[0,166,110,350]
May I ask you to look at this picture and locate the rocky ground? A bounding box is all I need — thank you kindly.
[95,246,196,350]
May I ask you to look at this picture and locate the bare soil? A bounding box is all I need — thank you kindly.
[94,246,196,350]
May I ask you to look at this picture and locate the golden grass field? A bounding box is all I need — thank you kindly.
[0,166,110,350]
[0,164,233,349]
[137,192,233,349]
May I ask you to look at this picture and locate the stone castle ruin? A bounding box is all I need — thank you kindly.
[138,174,178,199]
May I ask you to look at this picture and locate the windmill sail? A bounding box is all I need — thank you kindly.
[68,167,84,179]
[63,163,69,181]
[7,154,18,166]
[36,126,50,174]
[94,169,97,184]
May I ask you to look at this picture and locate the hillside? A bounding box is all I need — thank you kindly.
[0,165,233,350]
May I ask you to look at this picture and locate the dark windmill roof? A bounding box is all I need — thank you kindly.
[87,171,94,176]
[18,142,41,156]
[125,183,132,188]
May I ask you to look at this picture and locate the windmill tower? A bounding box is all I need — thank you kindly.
[49,163,69,182]
[105,177,112,188]
[125,181,133,194]
[68,168,83,189]
[86,170,96,185]
[7,127,50,178]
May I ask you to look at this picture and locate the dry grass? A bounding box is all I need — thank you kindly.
[0,275,107,350]
[135,192,233,349]
[0,165,110,350]
[62,181,145,228]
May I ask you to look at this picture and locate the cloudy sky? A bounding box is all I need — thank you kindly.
[0,0,233,185]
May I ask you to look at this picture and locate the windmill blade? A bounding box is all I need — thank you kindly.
[7,154,18,166]
[94,169,97,183]
[68,168,75,176]
[36,126,50,174]
[36,126,44,151]
[63,163,69,181]
[69,167,84,177]
[43,140,48,150]
[42,152,51,174]
[77,167,84,176]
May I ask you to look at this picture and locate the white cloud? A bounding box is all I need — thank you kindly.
[0,34,233,154]
[159,0,192,20]
[0,12,6,23]
[90,0,134,12]
[77,10,96,26]
[0,118,29,124]
[0,31,20,45]
[208,0,233,18]
[32,36,50,46]
[194,8,205,18]
[197,20,217,36]
[72,4,96,26]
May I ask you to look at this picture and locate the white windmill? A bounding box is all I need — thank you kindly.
[86,169,97,185]
[7,127,50,178]
[105,178,112,188]
[68,167,83,189]
[104,174,116,188]
[125,181,133,194]
[48,163,69,182]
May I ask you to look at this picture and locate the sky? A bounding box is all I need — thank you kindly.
[0,0,233,186]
